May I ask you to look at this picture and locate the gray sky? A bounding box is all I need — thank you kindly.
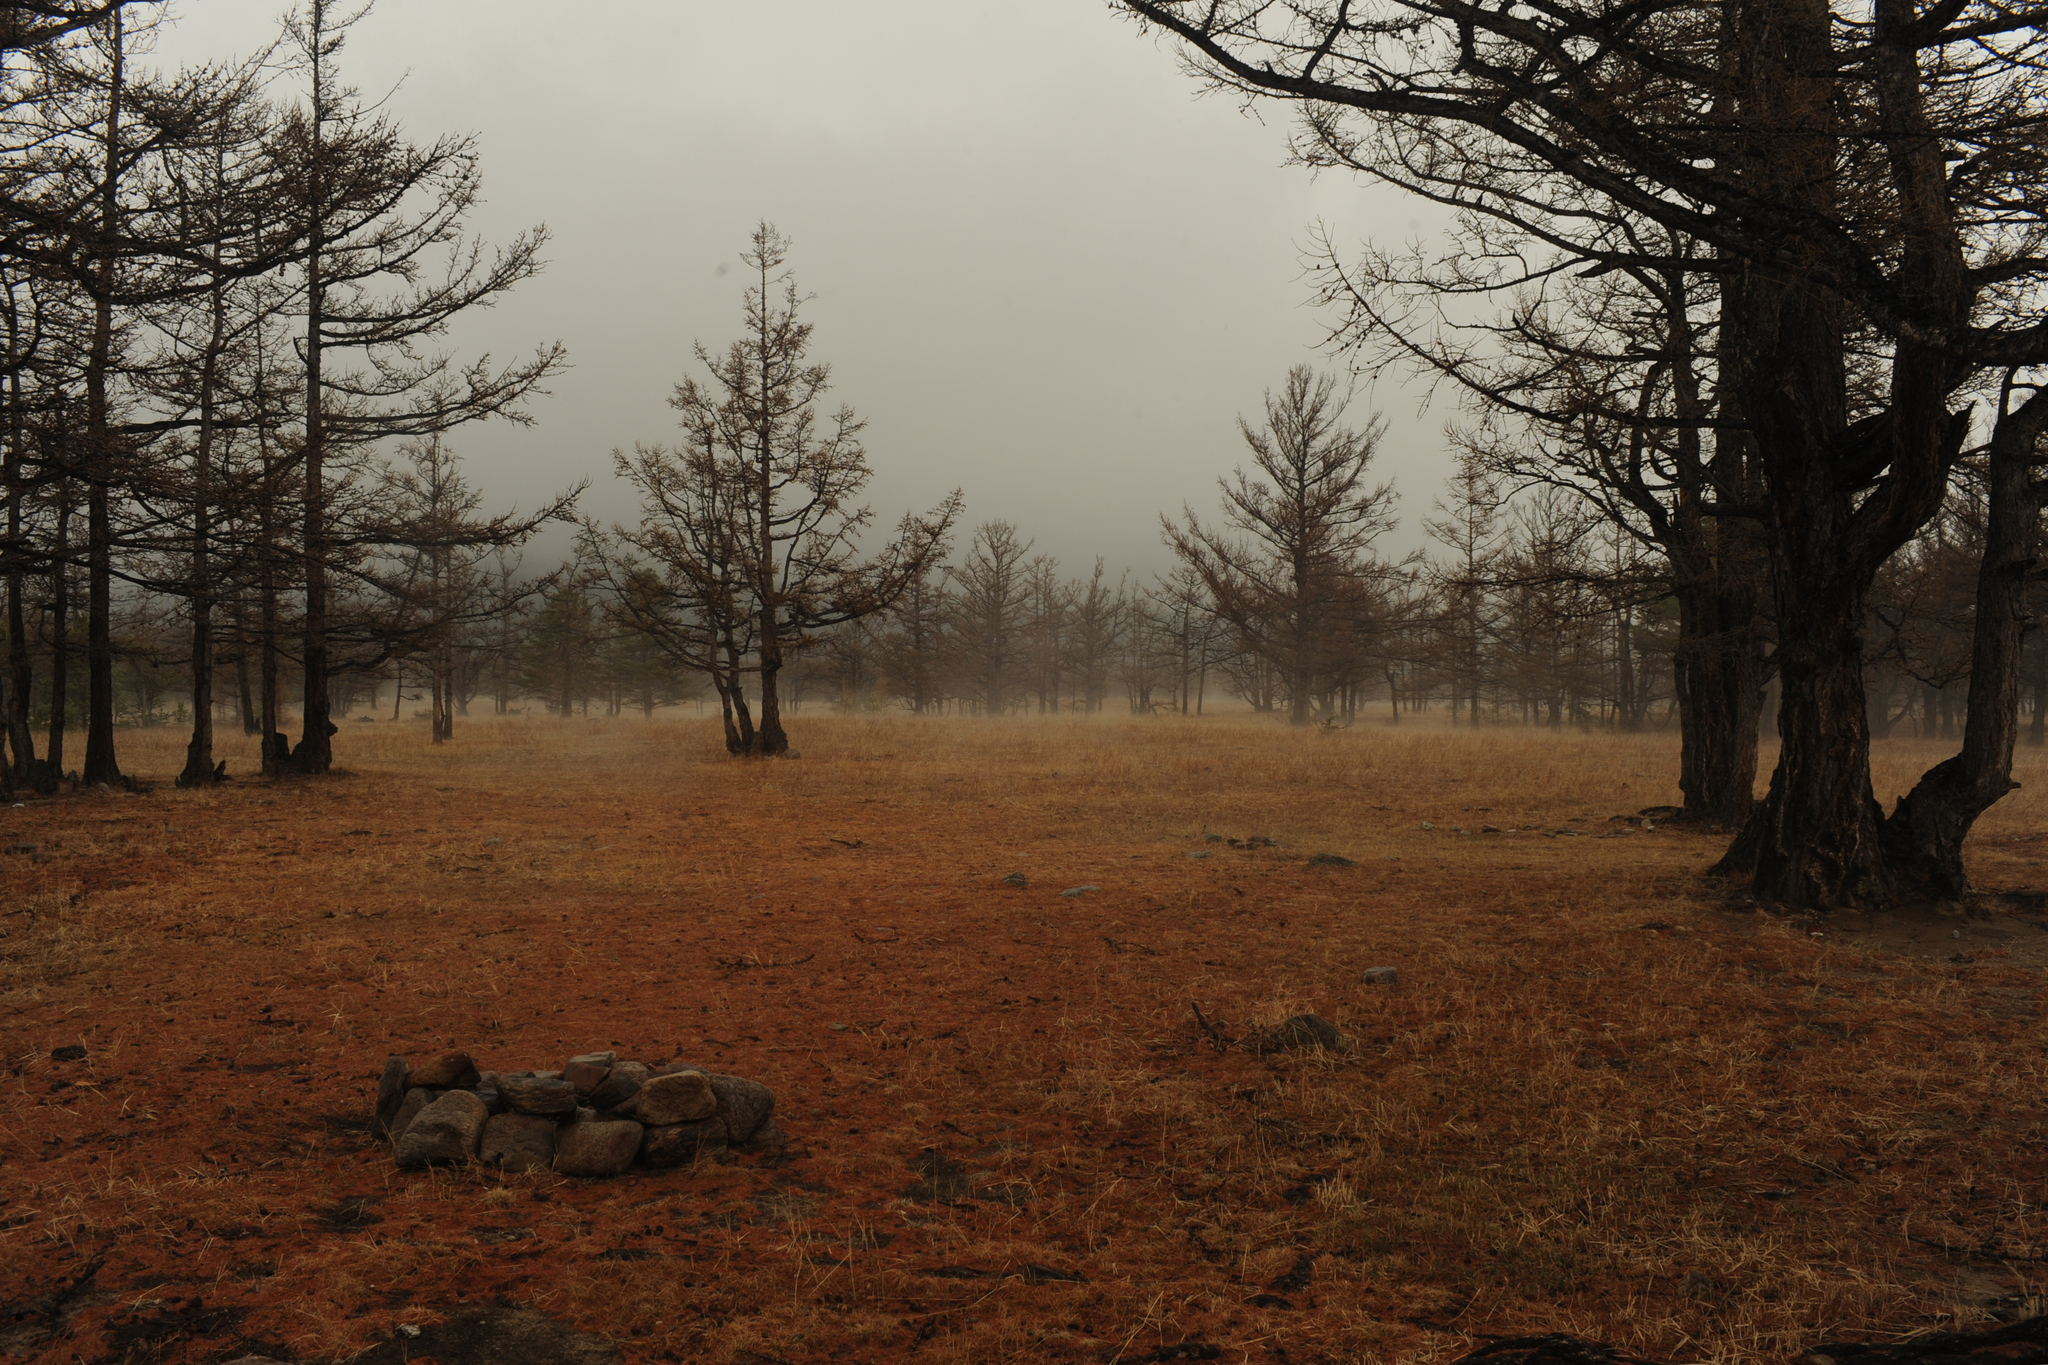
[153,1,1447,578]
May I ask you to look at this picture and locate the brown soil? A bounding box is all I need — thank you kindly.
[1,716,2043,1364]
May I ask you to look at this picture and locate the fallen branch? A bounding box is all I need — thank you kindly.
[1190,1001,1233,1052]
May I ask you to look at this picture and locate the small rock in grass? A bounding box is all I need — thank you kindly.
[640,1116,728,1167]
[709,1074,775,1142]
[388,1086,439,1144]
[1187,851,1212,860]
[1255,1013,1352,1055]
[1361,966,1400,986]
[589,1060,650,1111]
[406,1050,480,1090]
[395,1090,488,1168]
[372,1055,409,1137]
[1000,872,1028,888]
[1308,852,1357,867]
[478,1113,557,1173]
[555,1119,643,1177]
[653,1061,707,1077]
[498,1074,577,1116]
[1418,822,1435,831]
[627,1070,717,1125]
[50,1044,86,1062]
[1060,885,1101,898]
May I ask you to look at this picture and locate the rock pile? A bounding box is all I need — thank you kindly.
[372,1049,786,1178]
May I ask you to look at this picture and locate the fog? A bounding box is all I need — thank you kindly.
[152,1,1444,576]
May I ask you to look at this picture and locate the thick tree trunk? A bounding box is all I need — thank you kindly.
[1673,580,1764,824]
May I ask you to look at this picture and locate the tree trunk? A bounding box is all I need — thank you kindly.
[178,235,227,789]
[47,495,70,774]
[1880,387,2047,894]
[81,6,123,788]
[295,14,333,774]
[4,367,32,779]
[1673,580,1764,824]
[236,642,258,735]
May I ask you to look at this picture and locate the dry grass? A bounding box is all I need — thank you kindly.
[0,712,2044,1364]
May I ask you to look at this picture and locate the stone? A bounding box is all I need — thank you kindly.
[394,1090,488,1168]
[589,1060,649,1111]
[1060,885,1101,898]
[709,1073,775,1143]
[388,1086,439,1143]
[407,1050,481,1090]
[554,1119,642,1177]
[473,1070,507,1114]
[1255,1013,1352,1055]
[565,1050,616,1070]
[498,1074,578,1116]
[1362,966,1400,985]
[561,1058,611,1096]
[372,1055,409,1137]
[745,1117,790,1150]
[1308,852,1357,867]
[639,1116,728,1167]
[50,1044,86,1062]
[627,1070,717,1125]
[1000,872,1028,888]
[1418,822,1434,831]
[479,1113,557,1173]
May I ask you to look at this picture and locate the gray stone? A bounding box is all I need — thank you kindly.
[627,1070,717,1124]
[1000,872,1028,887]
[639,1116,728,1168]
[589,1060,649,1111]
[388,1086,439,1144]
[1362,966,1400,985]
[565,1049,616,1069]
[407,1050,480,1089]
[394,1090,488,1168]
[1255,1013,1352,1055]
[561,1058,611,1096]
[1060,885,1102,898]
[372,1055,408,1137]
[554,1119,642,1177]
[498,1074,578,1116]
[709,1073,775,1143]
[1308,852,1358,867]
[478,1113,558,1173]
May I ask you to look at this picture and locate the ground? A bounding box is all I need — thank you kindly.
[1,714,2043,1365]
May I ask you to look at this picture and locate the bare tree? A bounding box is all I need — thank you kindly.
[1166,365,1398,725]
[638,221,958,754]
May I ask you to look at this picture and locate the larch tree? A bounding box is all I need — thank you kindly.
[1166,365,1398,726]
[275,0,563,773]
[624,221,958,755]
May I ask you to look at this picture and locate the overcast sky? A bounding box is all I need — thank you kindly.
[151,1,1446,578]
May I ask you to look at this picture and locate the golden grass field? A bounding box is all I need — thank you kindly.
[1,713,2044,1364]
